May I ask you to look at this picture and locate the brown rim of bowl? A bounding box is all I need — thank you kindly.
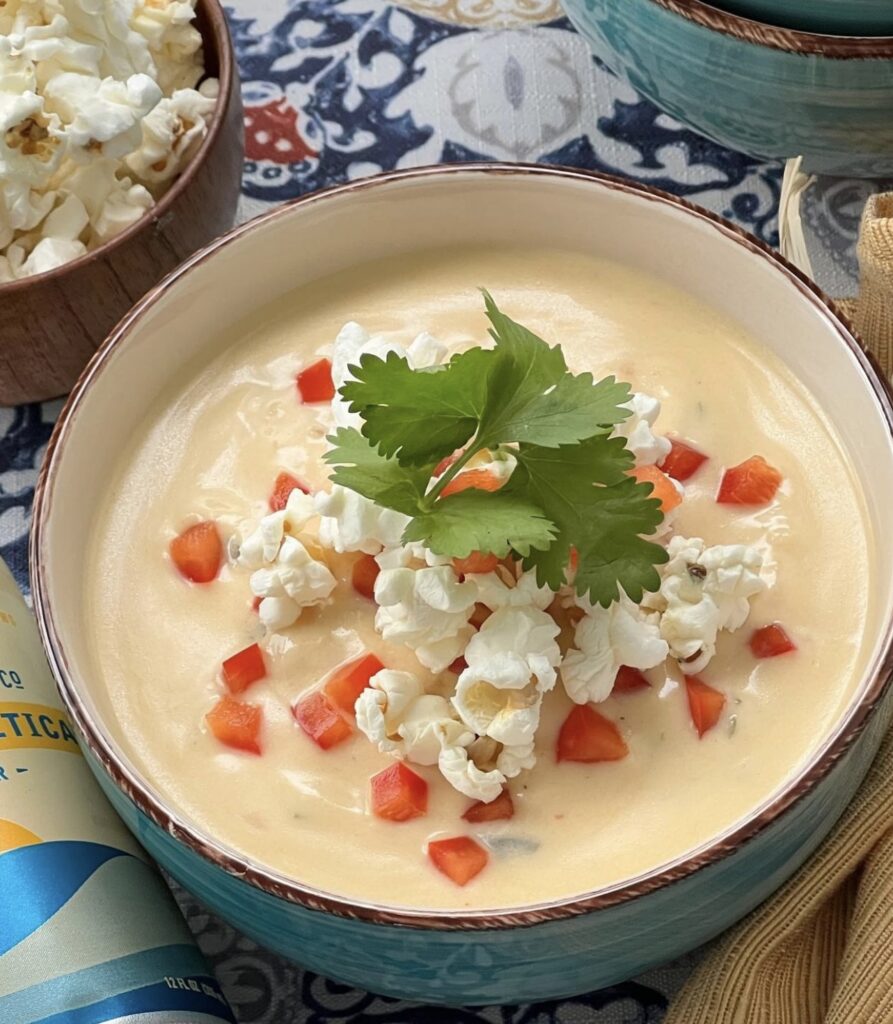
[649,0,893,57]
[31,162,893,931]
[0,0,234,294]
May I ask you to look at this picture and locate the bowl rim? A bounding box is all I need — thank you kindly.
[0,0,234,294]
[648,0,893,56]
[30,162,893,931]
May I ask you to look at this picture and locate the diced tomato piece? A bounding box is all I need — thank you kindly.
[206,695,263,755]
[630,465,682,515]
[371,762,428,821]
[662,438,708,481]
[685,677,726,738]
[717,456,782,506]
[462,788,514,823]
[556,704,629,763]
[469,603,491,630]
[170,521,223,584]
[440,469,503,499]
[222,643,267,694]
[351,553,380,599]
[324,653,384,716]
[293,691,353,749]
[269,471,310,511]
[297,357,335,403]
[448,656,468,675]
[428,836,488,886]
[750,623,797,659]
[453,551,500,576]
[613,665,650,694]
[434,450,463,478]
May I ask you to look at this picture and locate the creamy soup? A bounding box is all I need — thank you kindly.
[84,245,873,911]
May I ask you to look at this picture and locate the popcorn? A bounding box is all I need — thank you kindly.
[315,485,410,555]
[373,564,477,672]
[125,84,216,185]
[398,695,473,765]
[560,595,668,704]
[0,0,217,281]
[43,72,161,159]
[614,393,672,467]
[462,605,561,693]
[238,489,316,568]
[642,535,765,674]
[250,536,336,633]
[238,490,334,633]
[469,567,553,612]
[355,670,424,754]
[438,743,504,803]
[329,321,448,430]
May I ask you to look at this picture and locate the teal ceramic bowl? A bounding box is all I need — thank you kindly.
[561,0,893,176]
[31,165,893,1005]
[717,0,893,35]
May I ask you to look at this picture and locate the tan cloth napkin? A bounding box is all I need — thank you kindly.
[666,193,893,1024]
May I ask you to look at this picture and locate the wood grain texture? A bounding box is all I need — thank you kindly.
[0,0,244,407]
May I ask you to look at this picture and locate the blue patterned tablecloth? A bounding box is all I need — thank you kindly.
[0,2,885,1020]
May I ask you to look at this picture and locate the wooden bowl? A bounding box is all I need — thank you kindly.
[0,0,243,407]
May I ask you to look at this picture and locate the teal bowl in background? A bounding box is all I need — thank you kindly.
[561,0,893,176]
[717,0,893,35]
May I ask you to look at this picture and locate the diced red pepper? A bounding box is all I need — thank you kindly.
[351,553,380,600]
[440,468,503,499]
[556,704,629,763]
[630,465,682,515]
[324,653,384,716]
[462,788,514,823]
[569,547,580,572]
[170,521,223,584]
[433,450,463,478]
[222,643,267,694]
[685,677,726,738]
[717,456,782,505]
[662,438,708,481]
[448,656,468,675]
[428,836,488,886]
[452,551,500,576]
[297,357,335,403]
[371,762,428,821]
[293,691,353,749]
[251,595,262,613]
[613,665,650,694]
[469,603,491,630]
[206,695,263,755]
[269,471,310,511]
[750,623,797,659]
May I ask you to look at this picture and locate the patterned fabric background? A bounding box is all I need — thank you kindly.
[1,1,888,1020]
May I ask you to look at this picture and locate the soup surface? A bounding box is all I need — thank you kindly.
[85,245,873,910]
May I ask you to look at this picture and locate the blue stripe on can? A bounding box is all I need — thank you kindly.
[0,945,233,1024]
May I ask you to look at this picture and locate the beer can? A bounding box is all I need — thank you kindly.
[0,559,236,1024]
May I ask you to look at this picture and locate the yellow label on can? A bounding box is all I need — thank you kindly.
[0,701,80,755]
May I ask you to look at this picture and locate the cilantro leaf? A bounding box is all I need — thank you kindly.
[403,489,556,559]
[340,348,490,465]
[323,428,430,517]
[508,437,667,605]
[476,291,633,449]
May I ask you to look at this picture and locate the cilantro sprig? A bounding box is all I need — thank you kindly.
[324,292,669,606]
